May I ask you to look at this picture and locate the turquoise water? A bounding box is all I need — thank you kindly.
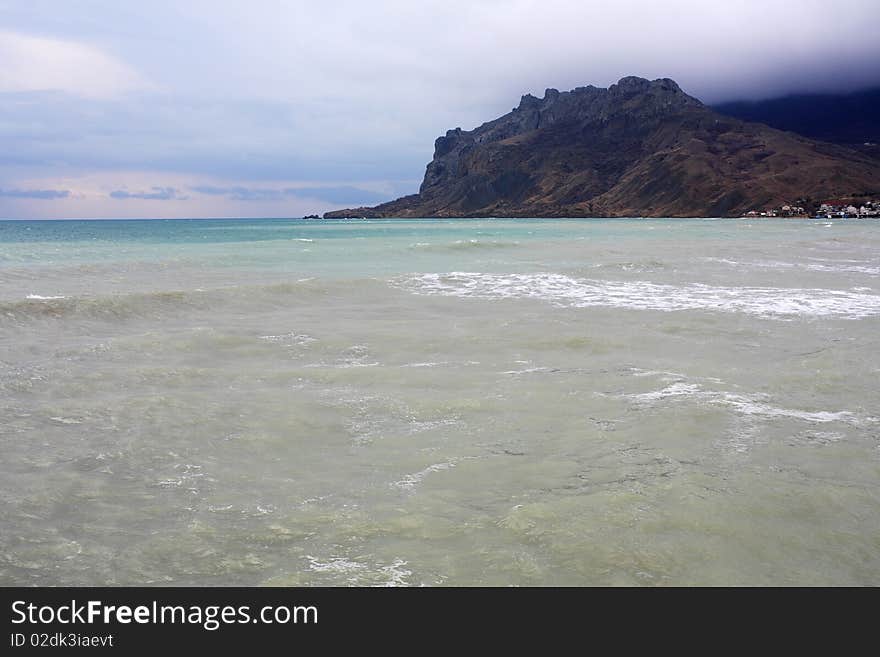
[1,217,879,585]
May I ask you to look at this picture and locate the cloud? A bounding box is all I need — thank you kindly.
[0,187,70,199]
[191,185,392,205]
[0,168,410,218]
[0,30,152,99]
[0,93,423,182]
[191,186,288,202]
[293,187,394,205]
[3,2,874,186]
[109,186,184,200]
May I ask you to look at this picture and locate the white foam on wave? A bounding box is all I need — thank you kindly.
[305,556,365,575]
[408,416,461,433]
[49,416,82,425]
[332,344,379,368]
[628,382,704,402]
[378,559,413,587]
[392,461,456,490]
[805,263,880,275]
[624,367,697,382]
[305,555,412,586]
[26,294,66,300]
[621,381,867,425]
[259,332,316,345]
[703,257,880,276]
[503,366,555,375]
[394,272,880,319]
[409,239,518,251]
[702,257,741,267]
[722,395,862,423]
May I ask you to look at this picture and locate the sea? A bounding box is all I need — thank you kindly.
[1,217,878,586]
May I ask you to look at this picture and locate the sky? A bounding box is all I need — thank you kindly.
[1,0,879,219]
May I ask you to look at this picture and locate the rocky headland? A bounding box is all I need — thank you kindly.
[325,76,880,218]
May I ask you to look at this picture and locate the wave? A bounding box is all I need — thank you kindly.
[259,332,316,346]
[0,290,204,323]
[591,260,668,273]
[392,460,457,491]
[393,272,880,319]
[702,257,880,276]
[304,555,412,586]
[408,239,519,252]
[616,380,873,426]
[0,278,343,325]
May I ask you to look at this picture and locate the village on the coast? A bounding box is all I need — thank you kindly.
[742,197,880,219]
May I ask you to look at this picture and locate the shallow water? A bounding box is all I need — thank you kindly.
[1,217,878,586]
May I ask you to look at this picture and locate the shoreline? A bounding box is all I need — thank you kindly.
[3,215,880,222]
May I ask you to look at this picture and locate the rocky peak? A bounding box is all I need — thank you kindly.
[433,127,464,158]
[423,77,701,193]
[611,76,682,94]
[518,93,542,110]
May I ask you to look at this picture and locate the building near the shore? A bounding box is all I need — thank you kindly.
[817,199,880,218]
[741,204,807,218]
[741,199,880,219]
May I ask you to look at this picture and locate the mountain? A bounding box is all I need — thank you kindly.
[713,88,880,155]
[325,77,880,218]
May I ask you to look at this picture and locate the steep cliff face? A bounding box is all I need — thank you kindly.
[326,77,880,218]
